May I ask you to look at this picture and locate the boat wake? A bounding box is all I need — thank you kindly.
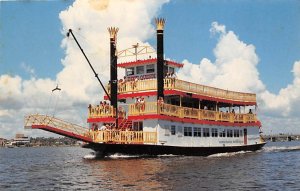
[263,145,300,153]
[107,153,142,159]
[207,151,252,158]
[83,152,96,160]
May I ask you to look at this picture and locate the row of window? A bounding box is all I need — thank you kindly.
[126,64,155,76]
[126,64,175,76]
[165,125,244,138]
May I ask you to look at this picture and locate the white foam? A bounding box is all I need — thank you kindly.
[83,153,96,159]
[207,151,251,158]
[263,145,300,153]
[107,153,141,159]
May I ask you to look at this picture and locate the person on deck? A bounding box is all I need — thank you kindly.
[100,123,107,131]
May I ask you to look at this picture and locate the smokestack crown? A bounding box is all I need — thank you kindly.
[155,18,165,30]
[108,27,119,40]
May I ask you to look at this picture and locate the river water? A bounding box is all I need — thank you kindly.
[1,141,300,191]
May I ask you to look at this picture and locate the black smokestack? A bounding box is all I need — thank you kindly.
[108,27,119,113]
[155,18,165,99]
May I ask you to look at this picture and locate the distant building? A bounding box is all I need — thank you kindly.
[12,134,30,146]
[0,138,6,147]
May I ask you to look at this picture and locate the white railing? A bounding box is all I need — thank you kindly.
[24,114,89,137]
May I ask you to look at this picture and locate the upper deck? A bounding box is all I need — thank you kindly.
[107,78,256,105]
[108,57,256,105]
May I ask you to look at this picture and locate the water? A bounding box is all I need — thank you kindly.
[1,142,300,191]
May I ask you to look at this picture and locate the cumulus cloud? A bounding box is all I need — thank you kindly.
[177,21,300,134]
[0,0,169,138]
[178,21,265,93]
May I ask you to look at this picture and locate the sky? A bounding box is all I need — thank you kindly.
[0,0,300,138]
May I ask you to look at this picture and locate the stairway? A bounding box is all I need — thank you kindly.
[24,114,93,143]
[108,118,133,130]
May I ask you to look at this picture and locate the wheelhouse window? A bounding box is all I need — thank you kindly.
[126,67,134,76]
[136,65,144,74]
[171,125,176,135]
[219,129,226,137]
[169,67,175,74]
[211,128,218,137]
[194,127,201,137]
[227,129,233,137]
[163,65,168,76]
[146,64,155,73]
[234,130,239,137]
[184,127,192,137]
[203,128,210,137]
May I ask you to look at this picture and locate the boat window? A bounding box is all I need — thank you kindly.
[171,125,176,135]
[169,67,175,74]
[240,130,243,136]
[133,121,143,131]
[163,65,168,76]
[177,126,183,137]
[126,67,134,76]
[211,128,218,137]
[227,129,233,137]
[234,130,239,137]
[219,129,226,137]
[203,128,210,137]
[193,127,201,137]
[136,65,144,74]
[146,64,155,73]
[184,127,192,137]
[164,125,170,136]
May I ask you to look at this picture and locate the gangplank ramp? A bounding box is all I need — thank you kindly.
[24,114,93,143]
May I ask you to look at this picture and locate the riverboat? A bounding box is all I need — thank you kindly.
[24,18,265,157]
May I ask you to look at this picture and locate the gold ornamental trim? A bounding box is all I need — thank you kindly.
[155,18,165,30]
[108,27,119,40]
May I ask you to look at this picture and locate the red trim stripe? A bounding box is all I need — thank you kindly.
[32,125,93,143]
[87,117,116,123]
[127,114,261,127]
[117,58,184,68]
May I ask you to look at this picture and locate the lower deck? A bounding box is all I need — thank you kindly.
[89,119,264,148]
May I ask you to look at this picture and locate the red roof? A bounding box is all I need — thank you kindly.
[117,58,184,68]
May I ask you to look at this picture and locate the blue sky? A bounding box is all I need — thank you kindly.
[1,0,300,138]
[1,0,300,94]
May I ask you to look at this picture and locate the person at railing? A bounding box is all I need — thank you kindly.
[157,97,164,113]
[135,97,142,111]
[99,101,104,115]
[131,77,138,90]
[118,79,126,92]
[100,123,107,131]
[96,105,100,116]
[248,109,253,114]
[118,106,125,118]
[231,109,235,114]
[140,97,145,112]
[88,104,92,115]
[103,101,110,114]
[170,72,176,88]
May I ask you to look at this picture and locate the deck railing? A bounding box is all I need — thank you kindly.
[24,114,89,137]
[107,78,256,103]
[88,105,127,119]
[91,130,157,144]
[129,102,257,124]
